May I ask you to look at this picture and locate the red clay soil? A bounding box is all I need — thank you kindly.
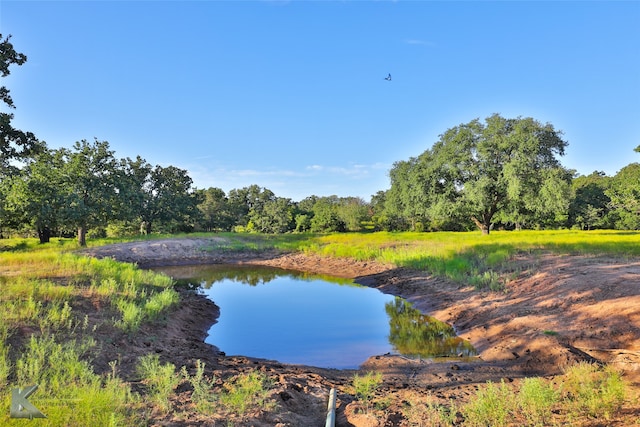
[80,238,640,426]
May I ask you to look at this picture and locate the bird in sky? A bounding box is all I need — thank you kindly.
[384,73,392,81]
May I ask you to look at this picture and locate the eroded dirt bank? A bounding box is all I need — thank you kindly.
[81,238,640,426]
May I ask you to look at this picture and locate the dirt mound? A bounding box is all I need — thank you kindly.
[81,239,640,426]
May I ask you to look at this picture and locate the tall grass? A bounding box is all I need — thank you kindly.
[288,230,640,287]
[0,333,135,426]
[0,237,181,425]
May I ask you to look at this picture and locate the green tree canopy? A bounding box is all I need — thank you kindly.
[3,149,67,242]
[196,187,235,232]
[568,171,612,230]
[0,34,42,177]
[61,139,121,246]
[389,114,570,234]
[607,163,640,230]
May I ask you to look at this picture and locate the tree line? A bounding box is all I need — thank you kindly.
[1,34,639,244]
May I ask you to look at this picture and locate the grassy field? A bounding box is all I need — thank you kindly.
[1,229,638,425]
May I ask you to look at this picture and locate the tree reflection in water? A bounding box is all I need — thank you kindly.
[386,297,476,358]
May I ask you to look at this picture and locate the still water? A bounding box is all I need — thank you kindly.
[154,264,475,369]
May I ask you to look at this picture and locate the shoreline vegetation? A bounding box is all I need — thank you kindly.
[1,230,639,425]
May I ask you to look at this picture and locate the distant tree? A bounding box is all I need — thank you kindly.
[568,171,612,230]
[389,114,569,234]
[227,185,275,228]
[3,149,67,242]
[606,163,640,230]
[196,187,235,231]
[0,34,42,177]
[335,197,369,231]
[61,139,121,246]
[248,197,295,233]
[138,165,198,234]
[385,158,428,231]
[310,196,345,232]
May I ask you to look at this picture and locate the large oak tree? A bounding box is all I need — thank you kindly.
[389,114,571,234]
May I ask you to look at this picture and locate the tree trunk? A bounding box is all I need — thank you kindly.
[145,221,152,235]
[77,226,87,246]
[471,216,491,235]
[37,227,51,244]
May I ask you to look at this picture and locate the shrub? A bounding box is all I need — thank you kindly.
[353,371,383,413]
[136,354,181,412]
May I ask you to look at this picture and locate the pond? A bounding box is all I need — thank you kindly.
[154,264,475,369]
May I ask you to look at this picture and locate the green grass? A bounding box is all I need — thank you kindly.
[136,354,181,413]
[218,370,275,416]
[280,229,640,287]
[0,237,181,425]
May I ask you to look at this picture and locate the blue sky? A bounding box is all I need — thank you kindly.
[1,1,639,202]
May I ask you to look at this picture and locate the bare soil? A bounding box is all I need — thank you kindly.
[80,238,640,426]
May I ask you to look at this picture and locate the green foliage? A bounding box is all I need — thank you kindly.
[461,380,513,427]
[218,371,275,416]
[0,34,41,178]
[136,354,181,412]
[388,114,570,234]
[607,163,640,230]
[184,359,217,414]
[353,371,383,413]
[561,362,626,420]
[517,377,559,426]
[0,333,136,426]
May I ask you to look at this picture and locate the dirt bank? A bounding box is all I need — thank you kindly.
[81,238,640,426]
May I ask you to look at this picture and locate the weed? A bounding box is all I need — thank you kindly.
[136,354,181,412]
[561,362,626,420]
[518,377,559,426]
[461,379,513,427]
[115,299,144,333]
[353,370,383,413]
[184,359,217,414]
[402,395,457,426]
[218,370,274,416]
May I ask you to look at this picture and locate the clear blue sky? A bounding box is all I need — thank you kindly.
[1,1,639,202]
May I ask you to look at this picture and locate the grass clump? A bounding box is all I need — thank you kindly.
[136,354,181,413]
[461,379,513,427]
[517,377,559,426]
[1,333,135,426]
[184,359,217,414]
[218,370,275,416]
[561,362,626,420]
[353,370,383,414]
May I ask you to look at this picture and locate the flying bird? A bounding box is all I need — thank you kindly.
[384,73,392,81]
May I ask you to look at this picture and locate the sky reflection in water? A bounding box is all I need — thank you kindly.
[156,264,475,369]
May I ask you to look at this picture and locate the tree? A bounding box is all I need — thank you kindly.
[391,114,569,234]
[227,185,275,228]
[138,165,198,234]
[568,171,612,230]
[196,187,235,231]
[248,197,295,233]
[606,163,640,230]
[0,34,42,177]
[3,149,67,242]
[310,196,345,232]
[61,139,121,246]
[335,197,370,231]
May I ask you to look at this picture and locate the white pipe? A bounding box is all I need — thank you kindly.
[325,387,337,427]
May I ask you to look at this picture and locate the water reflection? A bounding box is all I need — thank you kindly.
[153,264,476,368]
[386,297,477,358]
